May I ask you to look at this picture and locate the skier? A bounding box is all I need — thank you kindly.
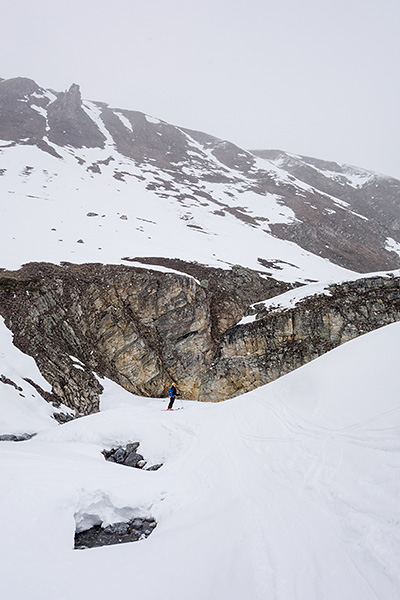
[167,382,178,410]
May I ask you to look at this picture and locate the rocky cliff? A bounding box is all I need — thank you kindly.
[1,261,399,414]
[198,273,400,401]
[0,261,288,414]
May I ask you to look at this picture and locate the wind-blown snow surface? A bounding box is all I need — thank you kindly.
[1,323,399,599]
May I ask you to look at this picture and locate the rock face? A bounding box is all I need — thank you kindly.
[0,263,210,413]
[0,77,47,142]
[0,261,285,414]
[47,83,106,148]
[127,257,291,340]
[0,262,399,413]
[198,274,400,401]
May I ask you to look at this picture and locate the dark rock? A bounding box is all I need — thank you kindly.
[124,452,144,468]
[47,83,106,149]
[104,522,129,535]
[0,433,36,442]
[112,447,126,463]
[52,411,75,424]
[102,443,153,471]
[74,517,157,549]
[131,518,144,529]
[0,374,23,391]
[101,448,114,459]
[125,442,140,453]
[252,150,400,273]
[146,463,163,471]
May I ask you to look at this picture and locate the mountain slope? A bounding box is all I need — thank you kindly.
[1,76,400,280]
[254,149,400,267]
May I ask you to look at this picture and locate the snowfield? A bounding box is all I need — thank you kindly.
[1,322,400,599]
[0,140,355,284]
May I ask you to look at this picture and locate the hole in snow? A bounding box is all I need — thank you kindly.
[73,491,157,550]
[74,517,157,549]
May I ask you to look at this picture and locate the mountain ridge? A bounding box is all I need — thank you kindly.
[1,76,400,278]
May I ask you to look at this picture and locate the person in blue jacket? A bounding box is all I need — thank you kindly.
[167,382,177,410]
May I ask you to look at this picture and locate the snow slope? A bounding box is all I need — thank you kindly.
[1,322,399,599]
[0,135,355,284]
[0,317,73,434]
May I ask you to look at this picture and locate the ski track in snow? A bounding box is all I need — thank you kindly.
[1,323,400,599]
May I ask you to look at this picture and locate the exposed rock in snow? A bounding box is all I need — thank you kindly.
[74,516,157,549]
[102,442,159,470]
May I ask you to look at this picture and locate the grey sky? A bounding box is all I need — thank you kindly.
[1,0,399,178]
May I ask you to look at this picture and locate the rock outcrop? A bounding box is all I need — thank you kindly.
[0,77,48,142]
[47,83,106,148]
[198,274,400,401]
[1,261,399,413]
[0,261,286,414]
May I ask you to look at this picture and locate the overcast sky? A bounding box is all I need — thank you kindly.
[1,0,399,178]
